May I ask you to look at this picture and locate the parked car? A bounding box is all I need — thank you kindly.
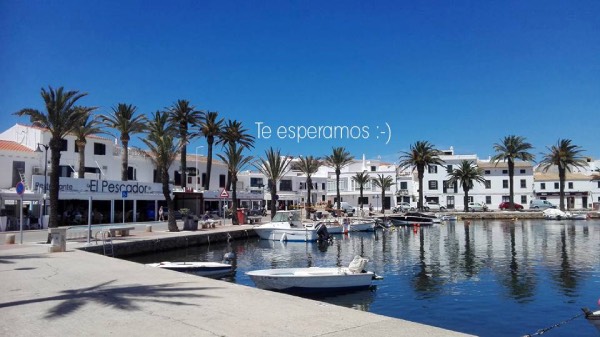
[498,202,524,210]
[247,207,267,216]
[424,202,446,211]
[530,199,556,210]
[467,202,488,212]
[392,202,414,213]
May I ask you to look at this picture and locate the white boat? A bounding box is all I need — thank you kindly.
[253,210,323,242]
[582,308,600,332]
[565,212,588,220]
[387,212,437,226]
[146,261,234,277]
[348,218,376,232]
[543,208,568,220]
[246,256,380,294]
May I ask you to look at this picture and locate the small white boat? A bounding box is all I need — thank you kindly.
[543,208,568,220]
[348,218,376,232]
[305,218,375,234]
[146,261,234,277]
[582,308,600,332]
[565,212,588,220]
[246,256,381,294]
[253,210,322,242]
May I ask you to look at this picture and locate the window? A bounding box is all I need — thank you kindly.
[520,169,526,174]
[280,180,293,191]
[447,165,453,172]
[428,180,438,190]
[202,173,207,187]
[568,182,573,189]
[322,183,326,190]
[358,197,369,205]
[370,166,376,172]
[540,183,546,190]
[521,195,527,204]
[484,170,490,175]
[219,174,226,188]
[94,143,106,155]
[485,180,491,189]
[554,182,559,189]
[520,179,526,188]
[502,170,508,174]
[485,196,491,204]
[503,180,508,188]
[250,177,264,187]
[127,166,136,180]
[299,182,306,190]
[400,181,407,189]
[60,139,68,152]
[428,166,437,174]
[467,196,473,203]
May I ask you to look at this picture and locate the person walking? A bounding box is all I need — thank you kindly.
[159,206,164,221]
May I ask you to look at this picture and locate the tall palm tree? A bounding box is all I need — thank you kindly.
[372,174,395,214]
[292,156,321,219]
[218,119,255,190]
[491,135,535,210]
[15,86,88,229]
[142,111,180,232]
[352,171,371,213]
[323,147,354,213]
[197,111,223,191]
[72,106,101,179]
[446,160,486,212]
[217,144,254,225]
[538,139,587,211]
[398,141,443,211]
[99,103,147,181]
[254,147,293,218]
[167,99,202,189]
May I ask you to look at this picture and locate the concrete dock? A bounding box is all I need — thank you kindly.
[0,221,474,337]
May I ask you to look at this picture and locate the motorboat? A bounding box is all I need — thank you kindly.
[387,212,437,226]
[348,218,376,232]
[542,208,568,220]
[582,308,600,332]
[304,217,375,235]
[253,210,327,242]
[246,256,381,294]
[565,212,588,220]
[440,214,457,222]
[146,261,234,278]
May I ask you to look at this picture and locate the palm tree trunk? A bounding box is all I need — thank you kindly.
[463,187,469,212]
[162,169,178,232]
[270,185,277,219]
[78,143,85,179]
[306,178,312,219]
[231,176,238,225]
[49,141,61,229]
[559,168,566,211]
[508,160,515,211]
[205,139,214,190]
[121,140,129,181]
[381,190,385,214]
[336,169,341,214]
[417,166,424,211]
[180,145,187,189]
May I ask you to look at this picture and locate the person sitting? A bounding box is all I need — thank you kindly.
[202,211,210,221]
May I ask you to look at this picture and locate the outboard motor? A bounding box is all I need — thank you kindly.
[223,252,235,263]
[315,223,330,241]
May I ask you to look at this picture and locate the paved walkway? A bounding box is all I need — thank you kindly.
[0,220,475,337]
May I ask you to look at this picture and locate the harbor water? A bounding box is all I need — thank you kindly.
[127,219,600,337]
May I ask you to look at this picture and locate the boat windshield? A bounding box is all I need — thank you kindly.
[272,211,301,222]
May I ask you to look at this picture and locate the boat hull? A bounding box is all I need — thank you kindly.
[253,227,319,242]
[147,261,233,277]
[246,267,374,294]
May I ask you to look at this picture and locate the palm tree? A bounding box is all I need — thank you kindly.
[292,156,321,219]
[538,139,587,211]
[197,111,223,191]
[323,147,354,213]
[99,103,147,181]
[352,171,371,214]
[446,160,486,212]
[14,86,88,229]
[217,144,254,225]
[372,174,395,214]
[491,135,535,210]
[72,106,101,179]
[398,141,443,211]
[254,147,293,218]
[167,99,202,189]
[218,120,255,190]
[142,111,180,232]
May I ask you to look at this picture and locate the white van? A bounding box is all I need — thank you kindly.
[334,202,355,215]
[530,199,556,210]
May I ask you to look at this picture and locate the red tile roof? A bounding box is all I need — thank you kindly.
[0,140,34,152]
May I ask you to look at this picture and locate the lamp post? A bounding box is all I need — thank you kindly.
[35,143,49,228]
[195,145,204,191]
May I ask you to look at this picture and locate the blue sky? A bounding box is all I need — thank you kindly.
[1,1,599,163]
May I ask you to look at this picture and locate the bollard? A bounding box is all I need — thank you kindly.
[5,234,15,244]
[48,228,67,253]
[145,225,153,232]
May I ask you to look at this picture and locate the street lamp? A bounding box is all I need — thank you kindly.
[195,145,204,191]
[35,143,49,228]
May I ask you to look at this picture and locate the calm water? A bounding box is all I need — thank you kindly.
[127,219,600,337]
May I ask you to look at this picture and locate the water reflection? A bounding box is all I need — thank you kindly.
[126,220,600,337]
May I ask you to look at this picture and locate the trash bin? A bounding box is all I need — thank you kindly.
[236,209,246,225]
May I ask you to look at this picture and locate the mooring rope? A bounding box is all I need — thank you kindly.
[522,311,585,336]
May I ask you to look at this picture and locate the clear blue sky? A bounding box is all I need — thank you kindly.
[1,1,599,163]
